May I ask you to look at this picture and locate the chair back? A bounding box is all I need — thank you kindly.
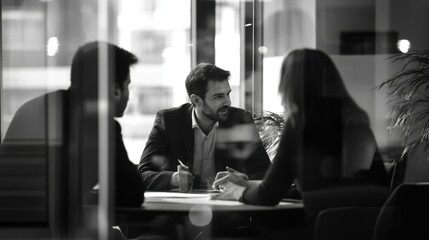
[373,182,429,240]
[0,92,68,239]
[402,144,429,182]
[314,206,382,240]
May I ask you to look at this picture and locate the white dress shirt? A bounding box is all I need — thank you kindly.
[192,109,218,188]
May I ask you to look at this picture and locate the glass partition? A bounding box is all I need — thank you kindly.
[261,0,316,116]
[116,0,191,164]
[3,0,429,239]
[260,0,429,158]
[1,0,110,238]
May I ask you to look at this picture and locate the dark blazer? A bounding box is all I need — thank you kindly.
[0,90,144,208]
[138,103,271,190]
[115,120,145,206]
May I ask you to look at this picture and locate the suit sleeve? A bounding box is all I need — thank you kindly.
[115,121,145,207]
[242,111,272,180]
[137,111,175,191]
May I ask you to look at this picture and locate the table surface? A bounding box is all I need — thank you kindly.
[115,191,304,224]
[140,191,302,211]
[113,191,305,240]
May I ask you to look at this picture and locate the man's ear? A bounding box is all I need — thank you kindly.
[113,83,122,100]
[190,94,202,106]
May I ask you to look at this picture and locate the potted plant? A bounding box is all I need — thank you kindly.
[378,49,429,160]
[253,110,285,161]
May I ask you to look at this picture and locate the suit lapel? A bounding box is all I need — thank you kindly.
[181,104,194,170]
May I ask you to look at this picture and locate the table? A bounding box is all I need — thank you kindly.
[115,191,305,239]
[116,191,303,222]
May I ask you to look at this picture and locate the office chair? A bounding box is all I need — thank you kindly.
[314,206,382,240]
[373,182,429,240]
[0,92,69,239]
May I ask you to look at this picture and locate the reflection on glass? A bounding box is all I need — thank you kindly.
[215,0,241,108]
[0,0,73,233]
[117,0,191,163]
[261,0,315,114]
[1,1,70,140]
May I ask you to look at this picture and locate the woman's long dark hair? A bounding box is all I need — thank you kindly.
[278,48,368,126]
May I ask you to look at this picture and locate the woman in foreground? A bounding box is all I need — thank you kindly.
[212,49,390,238]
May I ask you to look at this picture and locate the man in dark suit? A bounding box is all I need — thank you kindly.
[0,42,145,208]
[138,63,271,191]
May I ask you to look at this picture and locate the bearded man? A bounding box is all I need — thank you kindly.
[138,63,271,191]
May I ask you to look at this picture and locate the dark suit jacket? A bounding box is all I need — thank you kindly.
[114,120,145,206]
[138,103,271,190]
[0,90,144,208]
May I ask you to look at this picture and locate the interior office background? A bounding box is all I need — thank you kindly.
[4,0,429,163]
[1,0,429,238]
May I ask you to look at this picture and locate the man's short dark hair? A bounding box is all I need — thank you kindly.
[185,63,230,99]
[70,41,138,90]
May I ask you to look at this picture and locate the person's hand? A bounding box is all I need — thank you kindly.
[211,182,246,201]
[212,167,249,190]
[171,165,194,192]
[221,166,249,179]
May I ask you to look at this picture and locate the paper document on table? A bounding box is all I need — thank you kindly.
[160,197,244,206]
[144,191,245,205]
[144,192,301,206]
[145,191,212,199]
[157,198,296,206]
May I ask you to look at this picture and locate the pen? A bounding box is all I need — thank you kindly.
[178,159,188,168]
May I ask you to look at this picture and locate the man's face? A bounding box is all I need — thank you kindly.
[199,80,232,122]
[115,75,131,118]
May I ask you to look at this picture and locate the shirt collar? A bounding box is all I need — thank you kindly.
[192,108,219,130]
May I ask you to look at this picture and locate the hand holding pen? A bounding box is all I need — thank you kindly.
[177,159,188,169]
[212,166,249,191]
[173,159,194,192]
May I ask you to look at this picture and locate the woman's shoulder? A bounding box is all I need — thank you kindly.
[342,102,369,126]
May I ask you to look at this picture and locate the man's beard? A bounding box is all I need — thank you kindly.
[202,104,229,122]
